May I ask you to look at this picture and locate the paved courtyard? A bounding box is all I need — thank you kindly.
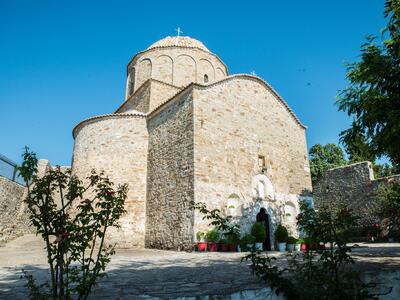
[0,235,399,299]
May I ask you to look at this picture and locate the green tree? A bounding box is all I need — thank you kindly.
[373,163,398,178]
[309,144,347,182]
[336,0,400,168]
[340,122,376,163]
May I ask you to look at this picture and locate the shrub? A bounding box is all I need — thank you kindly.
[205,229,219,243]
[241,233,256,245]
[274,224,289,243]
[18,148,127,299]
[376,183,400,241]
[240,234,256,251]
[226,231,240,244]
[196,231,205,242]
[287,236,297,244]
[251,222,266,243]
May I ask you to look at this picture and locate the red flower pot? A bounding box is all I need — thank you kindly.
[227,244,237,252]
[197,242,207,252]
[219,243,229,252]
[301,243,309,252]
[207,242,218,252]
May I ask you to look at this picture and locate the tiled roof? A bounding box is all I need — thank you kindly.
[147,36,210,52]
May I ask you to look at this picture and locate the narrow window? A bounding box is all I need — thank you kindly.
[258,155,266,168]
[128,81,134,96]
[204,74,209,83]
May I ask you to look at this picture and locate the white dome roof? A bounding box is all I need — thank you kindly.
[147,36,210,52]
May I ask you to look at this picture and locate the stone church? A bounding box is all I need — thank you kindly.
[71,36,312,250]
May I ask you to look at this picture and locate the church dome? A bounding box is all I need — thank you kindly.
[147,36,210,52]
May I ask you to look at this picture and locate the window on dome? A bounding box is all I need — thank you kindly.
[258,155,266,168]
[204,74,209,83]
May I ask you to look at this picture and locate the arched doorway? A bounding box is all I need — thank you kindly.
[256,208,271,251]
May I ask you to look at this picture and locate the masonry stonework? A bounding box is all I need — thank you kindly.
[0,177,31,246]
[192,77,312,240]
[313,162,400,225]
[72,114,148,247]
[146,91,194,250]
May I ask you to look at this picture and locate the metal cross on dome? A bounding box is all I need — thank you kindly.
[175,27,183,36]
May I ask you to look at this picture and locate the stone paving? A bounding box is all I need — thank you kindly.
[0,235,399,299]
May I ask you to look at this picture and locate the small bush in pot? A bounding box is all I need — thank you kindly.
[194,202,240,251]
[252,222,266,251]
[219,238,228,252]
[274,224,288,252]
[225,231,240,252]
[299,237,312,252]
[205,229,219,252]
[294,238,301,251]
[240,234,256,251]
[196,231,207,252]
[286,236,297,251]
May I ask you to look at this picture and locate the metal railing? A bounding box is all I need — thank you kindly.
[0,153,24,184]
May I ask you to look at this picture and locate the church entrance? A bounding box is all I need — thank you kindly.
[256,208,271,251]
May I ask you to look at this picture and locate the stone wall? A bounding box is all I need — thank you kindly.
[146,90,195,250]
[192,76,312,238]
[148,80,181,112]
[72,113,148,247]
[0,176,30,246]
[116,80,181,114]
[313,161,400,224]
[117,80,151,113]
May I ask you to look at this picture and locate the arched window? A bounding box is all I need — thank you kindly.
[284,202,297,223]
[127,68,135,97]
[128,80,134,96]
[204,74,209,83]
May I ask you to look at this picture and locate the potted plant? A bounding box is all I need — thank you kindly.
[274,224,288,252]
[286,236,297,251]
[239,234,256,252]
[252,222,266,250]
[225,231,240,252]
[300,237,312,252]
[294,238,301,251]
[205,229,219,252]
[219,238,228,252]
[196,231,207,252]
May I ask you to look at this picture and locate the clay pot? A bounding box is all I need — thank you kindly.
[207,242,218,252]
[219,243,229,252]
[301,243,309,252]
[227,244,237,252]
[197,242,207,252]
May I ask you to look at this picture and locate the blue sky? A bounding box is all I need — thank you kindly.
[0,0,387,165]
